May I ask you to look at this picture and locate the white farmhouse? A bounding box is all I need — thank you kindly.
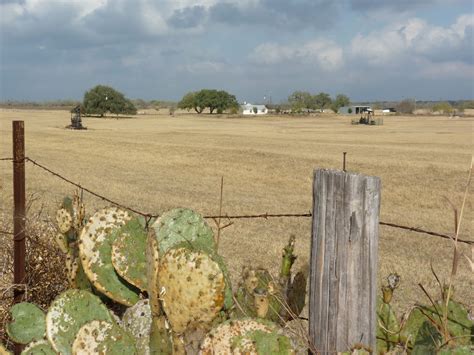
[241,103,268,115]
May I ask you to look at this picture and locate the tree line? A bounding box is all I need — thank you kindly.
[17,84,468,117]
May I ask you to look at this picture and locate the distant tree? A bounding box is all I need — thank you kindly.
[178,92,199,112]
[313,92,332,111]
[288,91,313,112]
[395,99,416,114]
[331,94,350,113]
[83,85,136,116]
[432,102,454,115]
[179,89,238,114]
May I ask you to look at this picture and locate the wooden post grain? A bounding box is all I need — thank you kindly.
[309,169,380,353]
[13,121,26,304]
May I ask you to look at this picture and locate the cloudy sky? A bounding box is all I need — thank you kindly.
[0,0,472,102]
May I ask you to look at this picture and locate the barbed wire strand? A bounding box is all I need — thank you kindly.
[1,156,470,245]
[25,157,156,219]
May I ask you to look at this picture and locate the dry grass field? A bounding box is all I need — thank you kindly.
[0,109,472,315]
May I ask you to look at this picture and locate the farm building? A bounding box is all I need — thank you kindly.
[241,103,268,115]
[338,105,372,115]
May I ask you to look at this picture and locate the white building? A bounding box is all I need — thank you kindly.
[241,103,268,115]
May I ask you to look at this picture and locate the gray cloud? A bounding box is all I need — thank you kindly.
[209,0,340,30]
[168,5,206,28]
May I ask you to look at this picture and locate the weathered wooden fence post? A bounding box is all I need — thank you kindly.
[13,121,26,303]
[309,169,380,353]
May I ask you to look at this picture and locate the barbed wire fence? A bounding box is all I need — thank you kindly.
[0,156,472,245]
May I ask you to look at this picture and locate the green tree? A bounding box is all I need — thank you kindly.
[313,92,332,111]
[288,91,313,112]
[178,89,238,114]
[331,94,350,113]
[83,85,136,116]
[178,92,200,113]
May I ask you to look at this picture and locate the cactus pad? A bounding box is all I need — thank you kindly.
[21,340,56,355]
[122,299,152,355]
[376,299,400,353]
[46,289,113,355]
[151,208,215,255]
[111,218,148,291]
[55,233,69,254]
[6,302,46,345]
[200,318,282,354]
[79,207,140,306]
[158,247,226,333]
[231,330,295,354]
[72,320,137,355]
[56,208,73,233]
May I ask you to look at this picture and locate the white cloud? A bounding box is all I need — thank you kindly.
[350,14,473,65]
[249,39,344,71]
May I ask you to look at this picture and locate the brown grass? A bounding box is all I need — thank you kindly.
[0,109,472,318]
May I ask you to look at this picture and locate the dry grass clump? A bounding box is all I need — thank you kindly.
[0,205,67,348]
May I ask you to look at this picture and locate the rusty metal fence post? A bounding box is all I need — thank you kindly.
[13,121,26,303]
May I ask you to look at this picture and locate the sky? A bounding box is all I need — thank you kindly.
[0,0,473,102]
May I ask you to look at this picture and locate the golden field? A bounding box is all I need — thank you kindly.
[0,109,472,314]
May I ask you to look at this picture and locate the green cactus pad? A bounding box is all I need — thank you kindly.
[200,318,280,354]
[56,208,73,234]
[122,299,152,355]
[6,302,46,345]
[79,207,140,306]
[46,289,114,355]
[150,208,215,255]
[231,330,295,354]
[376,299,400,353]
[72,320,137,355]
[21,340,56,355]
[158,247,226,333]
[235,267,283,322]
[111,218,148,291]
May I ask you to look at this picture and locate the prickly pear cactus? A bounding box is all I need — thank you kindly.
[200,318,293,354]
[111,218,148,291]
[46,289,114,355]
[6,302,46,345]
[235,267,283,322]
[158,247,226,334]
[399,307,439,351]
[230,330,295,354]
[149,316,173,355]
[56,208,73,234]
[150,208,216,255]
[21,340,56,355]
[79,207,140,306]
[72,320,137,355]
[376,299,400,353]
[146,231,161,317]
[122,299,152,355]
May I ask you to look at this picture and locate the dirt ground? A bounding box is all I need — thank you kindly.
[0,109,472,315]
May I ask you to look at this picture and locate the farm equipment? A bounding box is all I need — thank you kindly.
[68,105,86,130]
[351,108,383,125]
